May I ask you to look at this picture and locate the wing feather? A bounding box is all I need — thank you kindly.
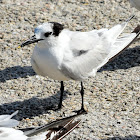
[60,18,138,80]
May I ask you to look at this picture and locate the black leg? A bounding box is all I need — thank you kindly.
[80,82,84,110]
[58,81,64,109]
[79,82,87,113]
[74,82,87,114]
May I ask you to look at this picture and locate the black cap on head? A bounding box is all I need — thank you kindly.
[50,22,64,36]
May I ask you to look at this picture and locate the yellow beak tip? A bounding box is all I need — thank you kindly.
[17,46,21,49]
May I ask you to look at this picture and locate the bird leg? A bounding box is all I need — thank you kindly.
[80,82,87,113]
[58,81,64,109]
[81,82,84,110]
[74,82,87,114]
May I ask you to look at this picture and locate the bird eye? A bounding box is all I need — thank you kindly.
[44,32,52,37]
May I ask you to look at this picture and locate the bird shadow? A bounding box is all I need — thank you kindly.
[99,46,140,72]
[0,66,36,83]
[102,135,140,140]
[0,90,71,120]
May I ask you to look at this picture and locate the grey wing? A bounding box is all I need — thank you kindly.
[96,33,137,70]
[61,49,109,80]
[60,20,137,81]
[60,30,110,80]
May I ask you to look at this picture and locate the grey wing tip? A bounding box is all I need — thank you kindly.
[125,15,135,23]
[11,110,19,116]
[51,119,81,140]
[24,112,85,137]
[108,25,140,63]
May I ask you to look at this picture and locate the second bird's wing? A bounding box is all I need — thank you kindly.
[0,111,19,128]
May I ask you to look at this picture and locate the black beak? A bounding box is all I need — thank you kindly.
[20,35,44,47]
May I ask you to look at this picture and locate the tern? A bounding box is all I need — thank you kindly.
[20,16,140,114]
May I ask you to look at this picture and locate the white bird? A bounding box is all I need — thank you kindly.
[20,16,140,113]
[129,0,140,11]
[0,111,46,140]
[0,110,19,127]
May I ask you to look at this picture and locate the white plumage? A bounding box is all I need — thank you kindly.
[0,127,47,140]
[0,127,28,140]
[0,111,46,140]
[0,110,19,127]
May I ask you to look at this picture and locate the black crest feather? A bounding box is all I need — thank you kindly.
[50,22,64,36]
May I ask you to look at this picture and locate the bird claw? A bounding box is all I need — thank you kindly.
[58,103,63,110]
[73,108,88,115]
[51,103,64,111]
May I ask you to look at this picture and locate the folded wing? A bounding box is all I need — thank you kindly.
[61,17,139,80]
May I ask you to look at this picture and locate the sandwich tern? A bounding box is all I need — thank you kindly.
[20,16,140,114]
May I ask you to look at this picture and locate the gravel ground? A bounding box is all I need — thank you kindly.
[0,0,140,139]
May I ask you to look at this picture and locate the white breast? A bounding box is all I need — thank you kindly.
[31,45,70,81]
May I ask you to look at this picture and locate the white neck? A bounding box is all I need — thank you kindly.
[37,36,58,49]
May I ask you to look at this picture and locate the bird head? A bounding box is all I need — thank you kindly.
[20,22,64,47]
